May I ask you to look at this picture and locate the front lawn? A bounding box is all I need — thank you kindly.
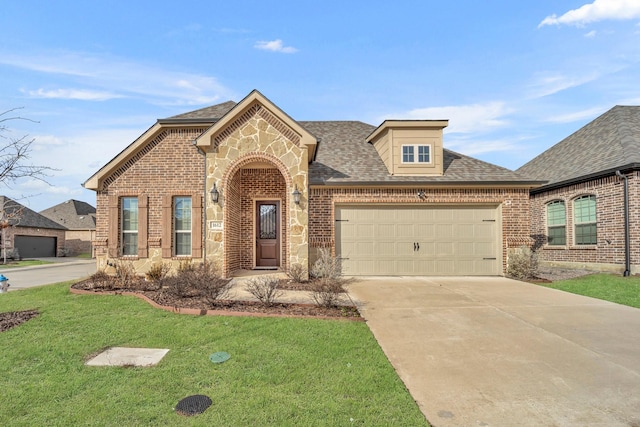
[0,283,428,426]
[538,273,640,309]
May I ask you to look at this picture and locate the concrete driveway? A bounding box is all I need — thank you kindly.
[348,277,640,427]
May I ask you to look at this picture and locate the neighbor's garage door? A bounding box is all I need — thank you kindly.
[14,235,57,258]
[335,205,501,276]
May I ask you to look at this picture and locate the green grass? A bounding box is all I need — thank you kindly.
[0,259,54,269]
[538,273,640,308]
[0,283,428,426]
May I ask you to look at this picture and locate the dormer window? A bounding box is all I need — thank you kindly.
[402,145,431,164]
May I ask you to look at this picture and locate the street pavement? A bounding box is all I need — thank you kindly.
[1,258,96,291]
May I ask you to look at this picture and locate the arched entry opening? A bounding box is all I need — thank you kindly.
[222,154,292,276]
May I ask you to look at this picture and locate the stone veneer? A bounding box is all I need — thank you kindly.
[530,171,639,274]
[203,111,309,277]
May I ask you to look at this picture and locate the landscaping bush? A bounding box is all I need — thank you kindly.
[87,270,113,290]
[288,263,308,283]
[113,260,139,289]
[145,261,171,282]
[310,248,347,307]
[507,245,539,280]
[165,263,232,304]
[246,276,283,306]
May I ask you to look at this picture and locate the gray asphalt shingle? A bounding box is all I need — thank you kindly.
[0,196,67,230]
[40,199,96,230]
[517,106,640,186]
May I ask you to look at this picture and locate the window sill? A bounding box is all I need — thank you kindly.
[569,245,597,250]
[543,245,567,250]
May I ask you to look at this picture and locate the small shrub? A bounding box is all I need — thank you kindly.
[310,248,342,280]
[113,260,138,289]
[310,279,345,308]
[145,262,171,282]
[507,245,539,280]
[177,259,196,273]
[288,263,308,283]
[246,276,283,306]
[88,270,113,290]
[165,263,232,304]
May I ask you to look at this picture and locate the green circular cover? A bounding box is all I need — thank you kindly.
[209,351,230,364]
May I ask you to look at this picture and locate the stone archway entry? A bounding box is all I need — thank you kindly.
[255,200,280,268]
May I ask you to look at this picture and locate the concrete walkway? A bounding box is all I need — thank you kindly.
[347,276,640,427]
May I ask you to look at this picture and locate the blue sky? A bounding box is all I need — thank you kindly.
[1,0,639,211]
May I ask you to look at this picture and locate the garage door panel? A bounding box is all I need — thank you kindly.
[336,205,501,276]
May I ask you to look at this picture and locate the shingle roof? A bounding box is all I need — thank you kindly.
[159,101,538,185]
[40,199,96,230]
[302,121,535,184]
[0,196,67,230]
[517,106,640,186]
[165,101,237,121]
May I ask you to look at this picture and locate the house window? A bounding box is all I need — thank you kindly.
[574,195,596,245]
[121,197,138,256]
[402,145,431,164]
[546,200,566,245]
[174,196,192,256]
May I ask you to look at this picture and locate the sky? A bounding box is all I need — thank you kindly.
[1,0,639,212]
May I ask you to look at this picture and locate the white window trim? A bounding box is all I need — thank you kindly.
[401,144,432,164]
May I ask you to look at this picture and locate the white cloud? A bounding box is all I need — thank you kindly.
[526,72,601,98]
[384,102,512,134]
[0,50,235,106]
[254,39,298,53]
[542,107,606,124]
[26,88,123,101]
[584,30,597,37]
[539,0,640,27]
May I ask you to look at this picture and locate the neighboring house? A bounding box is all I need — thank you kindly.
[0,196,66,258]
[40,199,96,257]
[517,106,640,275]
[84,90,542,277]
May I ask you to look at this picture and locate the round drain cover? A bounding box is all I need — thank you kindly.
[209,351,230,364]
[175,394,212,416]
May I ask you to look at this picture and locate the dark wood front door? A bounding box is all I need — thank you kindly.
[256,201,280,268]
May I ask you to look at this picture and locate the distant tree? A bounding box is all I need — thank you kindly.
[0,107,55,263]
[0,107,53,186]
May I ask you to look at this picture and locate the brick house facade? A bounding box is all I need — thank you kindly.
[85,90,541,277]
[519,106,640,275]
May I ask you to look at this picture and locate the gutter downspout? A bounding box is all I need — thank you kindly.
[615,170,631,276]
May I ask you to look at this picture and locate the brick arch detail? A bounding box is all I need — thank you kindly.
[220,151,294,190]
[221,152,295,276]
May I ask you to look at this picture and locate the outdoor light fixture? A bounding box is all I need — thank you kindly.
[210,183,219,204]
[292,186,301,205]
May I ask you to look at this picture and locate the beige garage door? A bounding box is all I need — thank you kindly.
[335,205,501,276]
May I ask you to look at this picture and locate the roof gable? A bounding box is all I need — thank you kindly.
[194,90,317,160]
[517,106,640,186]
[40,199,96,230]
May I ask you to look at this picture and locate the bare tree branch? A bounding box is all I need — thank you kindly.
[0,108,57,187]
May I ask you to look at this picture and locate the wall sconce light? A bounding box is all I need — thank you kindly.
[210,183,220,204]
[292,186,301,205]
[417,190,426,199]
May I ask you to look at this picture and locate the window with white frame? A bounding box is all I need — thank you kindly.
[121,197,138,256]
[574,195,597,245]
[174,196,192,256]
[546,200,566,245]
[402,145,431,164]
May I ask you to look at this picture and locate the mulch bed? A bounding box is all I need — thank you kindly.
[0,309,39,332]
[70,279,361,320]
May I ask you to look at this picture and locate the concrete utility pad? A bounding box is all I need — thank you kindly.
[86,347,169,367]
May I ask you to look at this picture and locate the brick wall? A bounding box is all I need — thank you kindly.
[529,171,639,273]
[63,230,94,256]
[94,128,206,270]
[309,186,531,273]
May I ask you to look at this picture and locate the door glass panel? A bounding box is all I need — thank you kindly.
[259,204,277,239]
